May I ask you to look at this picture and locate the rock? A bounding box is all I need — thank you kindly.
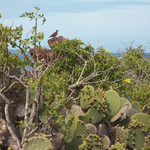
[69,105,84,116]
[29,48,59,63]
[48,36,65,47]
[51,132,64,150]
[98,124,109,137]
[15,102,31,117]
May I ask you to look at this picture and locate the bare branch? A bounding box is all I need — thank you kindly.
[0,92,21,148]
[21,86,30,144]
[28,85,41,125]
[26,126,38,138]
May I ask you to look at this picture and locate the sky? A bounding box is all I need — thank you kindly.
[0,0,150,53]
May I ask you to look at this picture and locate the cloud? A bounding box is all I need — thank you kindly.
[40,0,150,14]
[1,0,150,52]
[1,0,150,19]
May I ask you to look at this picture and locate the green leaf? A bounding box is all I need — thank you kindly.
[34,6,40,10]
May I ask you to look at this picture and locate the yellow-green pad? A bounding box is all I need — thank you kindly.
[80,85,94,109]
[127,113,150,150]
[104,90,121,119]
[23,137,52,150]
[131,113,150,132]
[64,115,78,143]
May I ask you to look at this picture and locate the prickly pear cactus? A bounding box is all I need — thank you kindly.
[126,107,138,117]
[70,105,84,116]
[104,89,121,119]
[76,120,87,138]
[23,136,52,150]
[111,126,127,145]
[110,97,132,122]
[79,109,92,124]
[131,113,150,131]
[99,134,110,149]
[80,85,94,109]
[63,115,78,143]
[63,85,150,150]
[65,136,83,150]
[132,101,141,112]
[86,123,97,135]
[108,142,126,150]
[65,119,88,150]
[79,134,103,150]
[143,135,150,150]
[94,88,104,101]
[127,113,150,150]
[89,98,108,124]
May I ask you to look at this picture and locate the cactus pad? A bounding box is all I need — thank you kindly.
[111,127,127,145]
[132,101,141,112]
[100,134,110,149]
[80,85,94,109]
[65,136,83,150]
[79,109,92,124]
[86,123,97,135]
[63,115,78,143]
[89,98,108,124]
[79,134,103,150]
[104,90,121,119]
[127,113,150,150]
[108,142,126,150]
[94,88,104,101]
[131,113,150,131]
[110,97,132,122]
[23,136,52,150]
[76,120,87,138]
[70,105,84,116]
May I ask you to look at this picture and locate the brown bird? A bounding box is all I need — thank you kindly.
[49,30,58,38]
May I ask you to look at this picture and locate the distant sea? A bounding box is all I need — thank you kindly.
[10,49,150,59]
[112,53,150,59]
